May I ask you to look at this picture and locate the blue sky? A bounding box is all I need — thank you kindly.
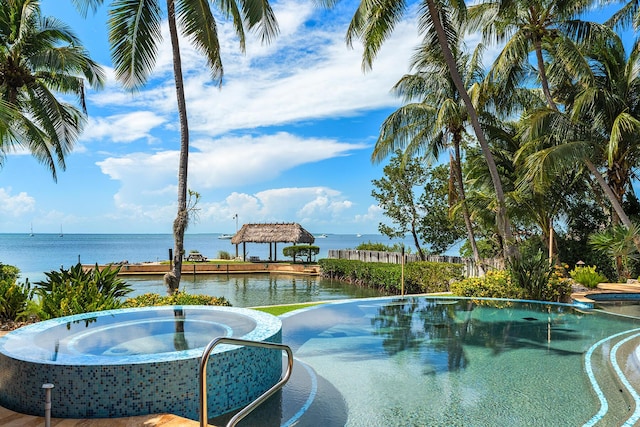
[0,1,620,236]
[0,0,435,235]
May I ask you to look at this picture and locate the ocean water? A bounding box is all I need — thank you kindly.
[0,233,413,306]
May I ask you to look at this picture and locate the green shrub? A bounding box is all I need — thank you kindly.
[217,250,231,260]
[283,245,319,262]
[570,265,608,288]
[450,270,527,299]
[544,273,574,303]
[508,250,553,301]
[0,264,33,321]
[123,291,231,307]
[355,241,409,253]
[318,258,462,294]
[34,263,132,319]
[405,262,463,293]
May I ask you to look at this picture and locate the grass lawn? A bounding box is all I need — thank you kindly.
[252,302,324,316]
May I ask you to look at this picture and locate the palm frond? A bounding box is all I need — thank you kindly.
[108,0,162,89]
[346,0,407,70]
[176,0,223,84]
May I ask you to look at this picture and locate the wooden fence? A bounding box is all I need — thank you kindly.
[326,249,503,278]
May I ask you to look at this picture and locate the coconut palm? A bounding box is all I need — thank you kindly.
[466,0,600,113]
[519,29,640,250]
[0,0,104,180]
[74,0,278,293]
[330,0,517,260]
[372,41,485,266]
[606,0,640,30]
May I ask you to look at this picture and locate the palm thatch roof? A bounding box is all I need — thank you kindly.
[231,223,315,245]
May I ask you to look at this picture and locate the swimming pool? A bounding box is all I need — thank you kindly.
[227,296,640,426]
[0,306,283,420]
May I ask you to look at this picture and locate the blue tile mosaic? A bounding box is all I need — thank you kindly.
[0,306,283,420]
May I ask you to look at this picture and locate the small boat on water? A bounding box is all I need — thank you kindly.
[316,234,327,238]
[218,234,233,240]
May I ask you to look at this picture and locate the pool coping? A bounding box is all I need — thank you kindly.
[571,282,640,308]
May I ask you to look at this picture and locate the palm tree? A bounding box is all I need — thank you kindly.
[75,0,278,293]
[466,0,598,113]
[331,0,517,261]
[372,42,484,267]
[520,29,640,251]
[0,0,104,180]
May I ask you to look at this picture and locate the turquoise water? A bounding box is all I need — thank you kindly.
[232,297,640,427]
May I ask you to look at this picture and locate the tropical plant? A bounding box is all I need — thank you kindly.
[569,265,608,288]
[589,224,640,280]
[0,264,33,321]
[466,0,597,113]
[0,0,104,179]
[372,42,484,265]
[331,0,516,260]
[519,29,640,253]
[508,249,554,301]
[73,0,279,294]
[33,263,132,319]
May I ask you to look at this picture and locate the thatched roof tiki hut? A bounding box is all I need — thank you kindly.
[231,223,315,261]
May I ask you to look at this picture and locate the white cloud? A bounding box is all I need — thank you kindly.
[82,111,167,144]
[196,186,356,227]
[84,0,418,139]
[0,188,35,217]
[97,132,368,209]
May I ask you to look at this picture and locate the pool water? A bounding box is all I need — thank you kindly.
[233,297,640,426]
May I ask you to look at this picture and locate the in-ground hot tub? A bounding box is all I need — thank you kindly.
[0,306,283,420]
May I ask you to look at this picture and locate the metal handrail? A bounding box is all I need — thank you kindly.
[199,337,294,427]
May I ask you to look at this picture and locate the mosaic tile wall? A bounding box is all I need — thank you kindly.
[0,307,283,421]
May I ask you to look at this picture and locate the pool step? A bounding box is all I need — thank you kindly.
[0,405,214,426]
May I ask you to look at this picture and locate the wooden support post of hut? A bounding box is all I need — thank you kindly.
[231,223,315,262]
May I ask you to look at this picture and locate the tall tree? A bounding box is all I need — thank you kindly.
[74,0,278,293]
[332,0,517,261]
[520,29,640,251]
[372,43,484,266]
[372,153,429,260]
[466,0,597,113]
[0,0,104,180]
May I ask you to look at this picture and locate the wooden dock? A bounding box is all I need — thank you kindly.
[88,261,321,276]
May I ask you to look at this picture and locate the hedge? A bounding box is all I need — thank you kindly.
[318,258,464,294]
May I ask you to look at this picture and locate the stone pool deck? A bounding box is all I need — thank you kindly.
[571,281,640,307]
[0,405,204,426]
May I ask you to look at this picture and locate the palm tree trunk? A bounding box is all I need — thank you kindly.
[585,159,640,252]
[452,143,483,274]
[534,41,556,109]
[164,0,190,295]
[425,0,515,261]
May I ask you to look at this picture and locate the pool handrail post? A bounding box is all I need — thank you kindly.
[42,383,54,427]
[198,337,294,427]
